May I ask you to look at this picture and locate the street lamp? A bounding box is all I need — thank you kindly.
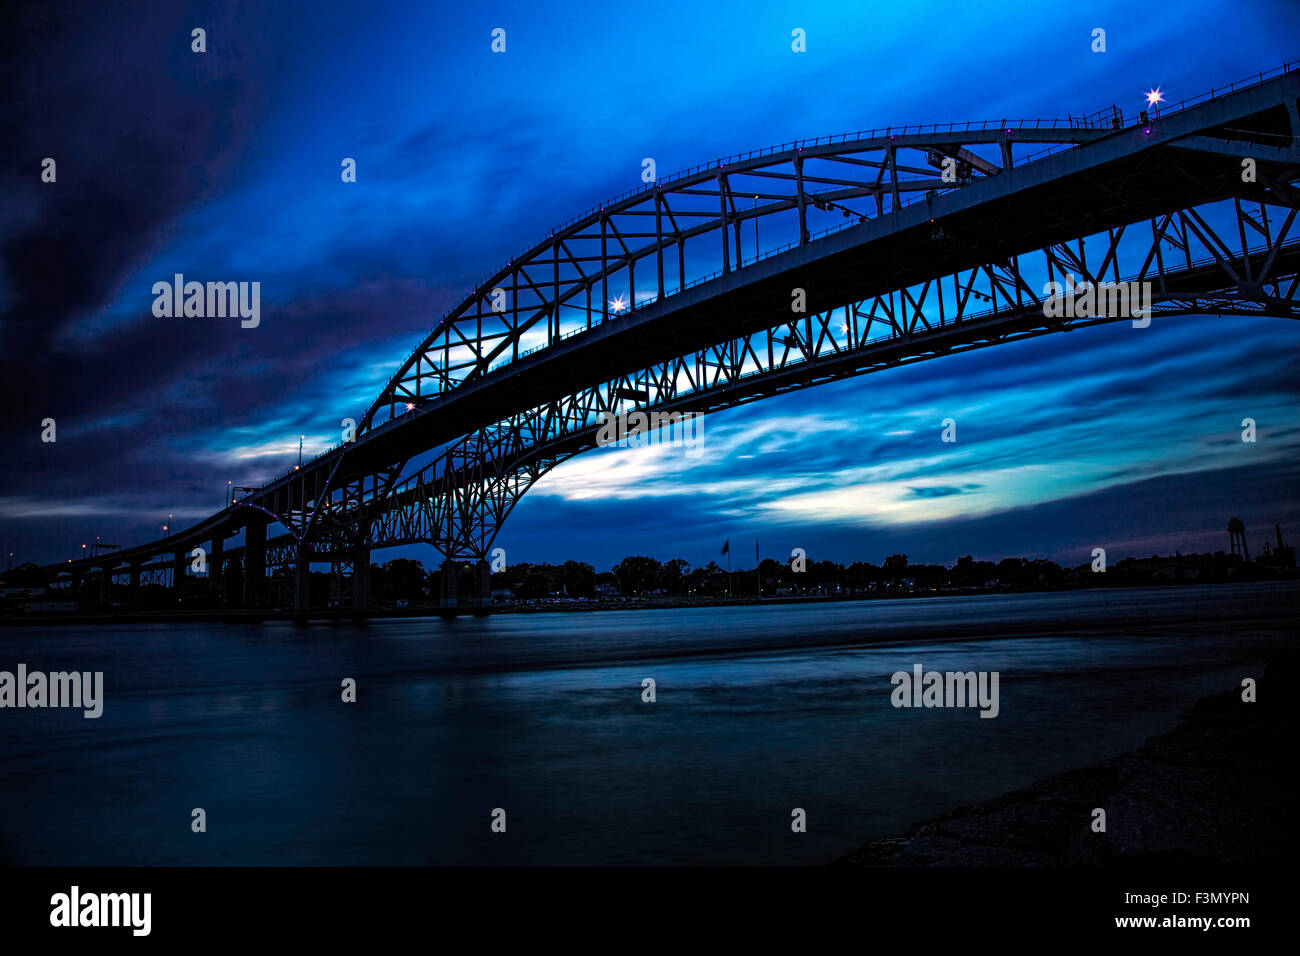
[299,435,304,467]
[226,480,232,508]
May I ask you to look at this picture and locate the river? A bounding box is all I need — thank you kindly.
[0,581,1292,865]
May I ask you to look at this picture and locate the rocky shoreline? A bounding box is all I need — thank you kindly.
[835,655,1289,866]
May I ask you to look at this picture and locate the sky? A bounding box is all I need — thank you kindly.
[1,0,1298,573]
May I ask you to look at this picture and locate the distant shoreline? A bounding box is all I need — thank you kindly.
[2,575,1297,627]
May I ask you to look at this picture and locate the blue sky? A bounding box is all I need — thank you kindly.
[2,0,1298,571]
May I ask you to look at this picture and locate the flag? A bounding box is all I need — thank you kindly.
[721,538,729,556]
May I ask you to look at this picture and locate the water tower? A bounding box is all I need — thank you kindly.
[1227,517,1249,561]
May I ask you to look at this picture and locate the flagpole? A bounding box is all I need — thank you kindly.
[755,538,761,600]
[721,537,733,600]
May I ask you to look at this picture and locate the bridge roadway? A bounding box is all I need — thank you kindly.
[37,67,1300,609]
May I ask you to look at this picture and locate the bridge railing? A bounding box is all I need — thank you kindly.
[1162,59,1299,116]
[534,114,1122,239]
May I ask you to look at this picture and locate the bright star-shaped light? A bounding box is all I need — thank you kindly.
[1145,88,1164,107]
[609,295,626,314]
[405,402,415,410]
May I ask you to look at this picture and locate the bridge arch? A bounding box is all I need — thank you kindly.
[360,114,1124,435]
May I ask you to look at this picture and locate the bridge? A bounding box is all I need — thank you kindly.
[33,64,1300,613]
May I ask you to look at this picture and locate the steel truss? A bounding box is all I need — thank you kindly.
[362,118,1125,434]
[363,196,1300,562]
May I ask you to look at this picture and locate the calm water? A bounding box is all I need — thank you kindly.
[0,582,1293,866]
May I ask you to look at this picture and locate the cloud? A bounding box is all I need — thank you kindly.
[907,486,967,499]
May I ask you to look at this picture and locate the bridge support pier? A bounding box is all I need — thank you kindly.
[98,567,112,604]
[437,558,491,610]
[438,559,459,609]
[293,546,311,612]
[172,550,186,598]
[128,563,140,606]
[352,545,370,611]
[476,559,491,609]
[243,518,267,607]
[211,535,224,597]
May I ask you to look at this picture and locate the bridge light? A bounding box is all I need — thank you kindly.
[1144,87,1164,108]
[405,402,415,410]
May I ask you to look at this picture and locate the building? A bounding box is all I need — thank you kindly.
[1258,525,1297,569]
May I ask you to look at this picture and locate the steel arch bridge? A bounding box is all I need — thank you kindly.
[40,64,1300,613]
